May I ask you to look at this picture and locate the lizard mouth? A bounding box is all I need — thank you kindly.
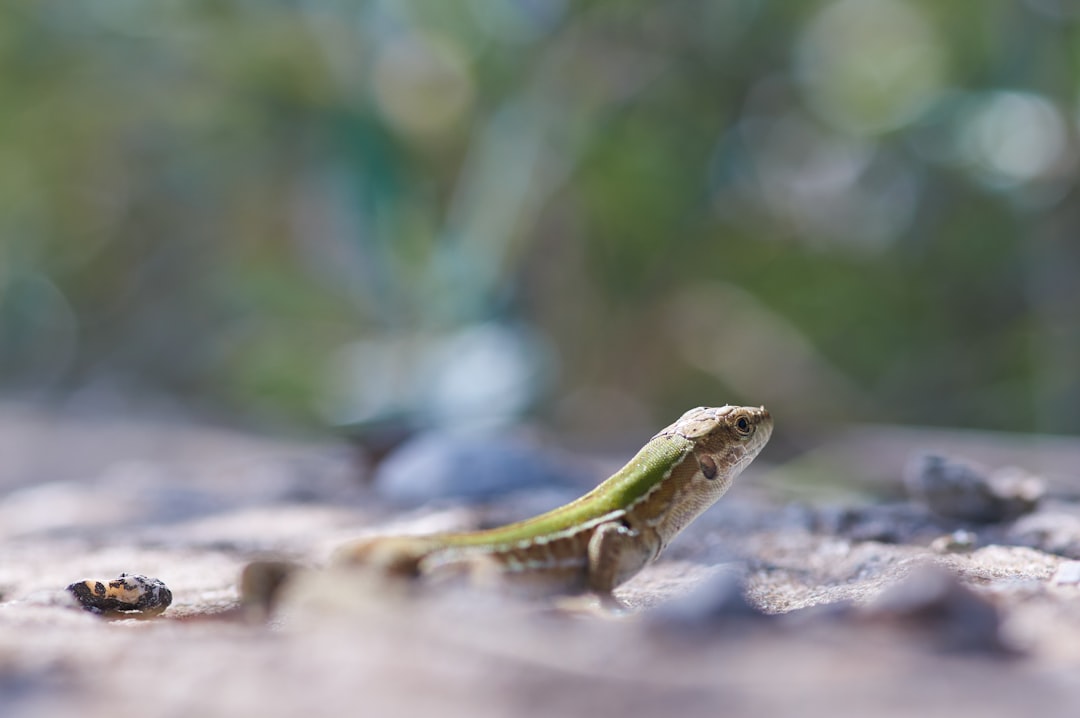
[743,406,773,459]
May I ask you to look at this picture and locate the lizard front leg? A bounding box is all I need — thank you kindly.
[585,520,661,593]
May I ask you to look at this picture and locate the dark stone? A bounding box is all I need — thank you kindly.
[904,453,1043,524]
[817,502,947,544]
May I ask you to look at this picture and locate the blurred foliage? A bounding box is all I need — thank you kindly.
[1,0,1079,436]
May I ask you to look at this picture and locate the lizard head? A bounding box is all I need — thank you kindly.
[649,405,773,545]
[668,404,772,479]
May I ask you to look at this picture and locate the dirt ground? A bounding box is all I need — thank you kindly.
[2,402,1080,718]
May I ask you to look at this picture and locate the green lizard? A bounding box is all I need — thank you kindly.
[331,405,772,595]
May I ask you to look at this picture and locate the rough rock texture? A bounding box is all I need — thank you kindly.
[3,404,1080,718]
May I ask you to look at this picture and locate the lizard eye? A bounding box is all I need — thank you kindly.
[734,416,753,436]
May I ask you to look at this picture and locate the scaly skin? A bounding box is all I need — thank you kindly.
[334,405,772,594]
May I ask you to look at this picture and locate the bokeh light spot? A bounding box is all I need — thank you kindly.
[959,91,1070,187]
[796,0,946,134]
[373,31,475,141]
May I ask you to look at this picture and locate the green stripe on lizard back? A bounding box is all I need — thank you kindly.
[438,433,694,547]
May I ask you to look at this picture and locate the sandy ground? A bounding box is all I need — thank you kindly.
[2,403,1080,718]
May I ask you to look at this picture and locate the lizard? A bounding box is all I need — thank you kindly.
[326,404,772,596]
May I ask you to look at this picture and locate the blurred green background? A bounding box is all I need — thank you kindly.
[1,0,1078,440]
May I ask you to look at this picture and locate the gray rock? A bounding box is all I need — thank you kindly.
[815,502,947,544]
[373,432,586,505]
[1006,507,1080,559]
[904,453,1044,523]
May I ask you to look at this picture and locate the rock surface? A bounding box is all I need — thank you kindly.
[2,404,1080,718]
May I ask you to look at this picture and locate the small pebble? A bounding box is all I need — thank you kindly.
[240,560,301,619]
[1052,561,1080,586]
[66,573,172,616]
[930,529,978,553]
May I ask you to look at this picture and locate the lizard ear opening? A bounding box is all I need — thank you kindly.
[699,455,718,480]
